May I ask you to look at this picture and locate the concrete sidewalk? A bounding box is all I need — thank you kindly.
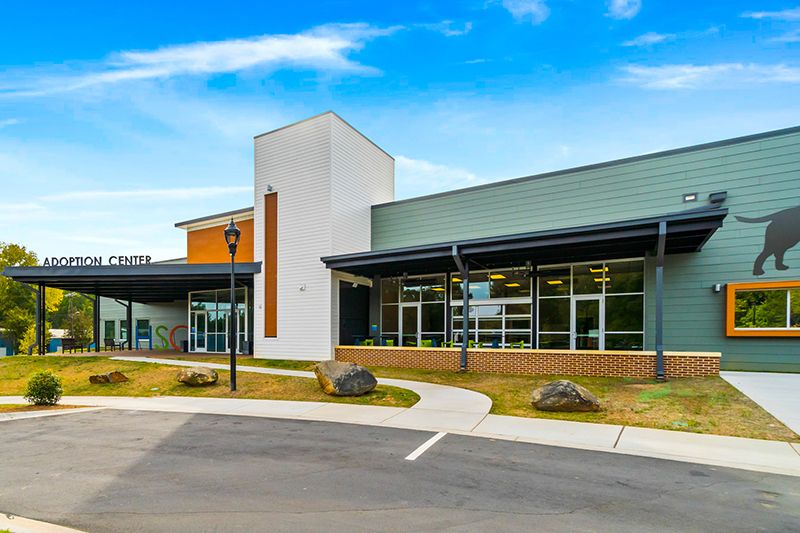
[721,371,800,436]
[114,355,494,431]
[2,394,799,477]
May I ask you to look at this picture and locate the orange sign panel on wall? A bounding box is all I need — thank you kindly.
[187,218,254,264]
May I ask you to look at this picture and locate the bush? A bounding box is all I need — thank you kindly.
[24,370,63,405]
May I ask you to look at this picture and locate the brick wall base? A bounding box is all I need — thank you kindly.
[334,346,720,378]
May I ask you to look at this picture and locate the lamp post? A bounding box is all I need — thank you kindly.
[224,218,241,392]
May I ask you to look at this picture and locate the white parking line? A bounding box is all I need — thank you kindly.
[405,432,447,461]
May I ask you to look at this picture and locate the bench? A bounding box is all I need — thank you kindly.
[61,338,84,354]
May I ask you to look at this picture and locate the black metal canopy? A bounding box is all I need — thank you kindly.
[321,208,727,277]
[1,262,262,303]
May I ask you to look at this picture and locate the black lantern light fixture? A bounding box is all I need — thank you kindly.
[224,218,241,391]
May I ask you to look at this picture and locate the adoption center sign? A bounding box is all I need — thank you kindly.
[42,255,153,267]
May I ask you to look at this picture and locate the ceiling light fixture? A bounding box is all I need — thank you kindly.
[546,280,563,285]
[489,274,506,280]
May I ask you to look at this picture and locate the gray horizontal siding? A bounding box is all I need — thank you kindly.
[375,130,800,371]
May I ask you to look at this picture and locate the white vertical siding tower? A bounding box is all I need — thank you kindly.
[253,112,394,360]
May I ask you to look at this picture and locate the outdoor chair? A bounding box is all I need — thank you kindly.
[382,338,395,346]
[362,338,374,346]
[104,338,119,351]
[509,341,525,349]
[420,339,433,348]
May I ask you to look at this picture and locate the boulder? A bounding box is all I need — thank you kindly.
[531,380,600,412]
[177,367,219,386]
[314,361,377,396]
[89,371,129,384]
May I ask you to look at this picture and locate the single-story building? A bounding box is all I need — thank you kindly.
[3,112,799,377]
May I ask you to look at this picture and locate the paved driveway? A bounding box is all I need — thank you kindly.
[1,410,799,532]
[721,371,800,435]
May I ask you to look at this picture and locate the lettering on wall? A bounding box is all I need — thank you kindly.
[736,205,800,276]
[42,256,153,267]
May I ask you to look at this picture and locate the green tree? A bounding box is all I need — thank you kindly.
[0,243,63,353]
[51,292,92,329]
[65,305,93,347]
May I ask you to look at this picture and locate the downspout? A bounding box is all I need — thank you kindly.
[655,220,667,381]
[452,245,469,371]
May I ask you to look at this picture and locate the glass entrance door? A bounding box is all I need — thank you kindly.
[192,311,207,352]
[401,304,420,347]
[572,296,603,350]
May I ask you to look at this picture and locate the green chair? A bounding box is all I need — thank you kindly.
[420,339,433,348]
[509,341,525,349]
[443,340,454,348]
[362,338,374,346]
[468,340,477,348]
[383,339,395,346]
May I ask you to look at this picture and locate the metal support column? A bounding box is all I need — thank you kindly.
[94,296,100,352]
[39,283,46,355]
[127,299,133,351]
[655,220,667,381]
[451,246,469,371]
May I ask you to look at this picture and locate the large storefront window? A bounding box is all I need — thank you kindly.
[381,275,445,346]
[451,268,532,348]
[538,259,645,350]
[189,288,248,353]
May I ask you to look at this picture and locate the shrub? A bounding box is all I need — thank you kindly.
[24,370,63,405]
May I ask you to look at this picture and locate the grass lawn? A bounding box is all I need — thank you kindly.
[168,355,798,442]
[0,357,418,408]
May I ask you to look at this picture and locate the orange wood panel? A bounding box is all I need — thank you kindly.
[187,218,254,264]
[725,280,800,337]
[264,193,278,338]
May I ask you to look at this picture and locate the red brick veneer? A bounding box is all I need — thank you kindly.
[334,346,720,378]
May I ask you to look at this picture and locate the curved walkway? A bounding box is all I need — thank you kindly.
[111,356,493,432]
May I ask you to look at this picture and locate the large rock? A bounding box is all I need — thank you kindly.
[177,367,219,386]
[531,380,600,412]
[89,371,129,384]
[314,360,377,396]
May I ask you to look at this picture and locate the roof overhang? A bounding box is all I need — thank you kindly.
[1,262,262,303]
[321,208,728,277]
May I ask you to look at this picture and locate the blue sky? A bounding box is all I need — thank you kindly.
[1,0,799,260]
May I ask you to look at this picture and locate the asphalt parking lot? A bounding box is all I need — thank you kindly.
[1,410,798,532]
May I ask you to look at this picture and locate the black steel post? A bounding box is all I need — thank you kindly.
[461,260,469,371]
[655,221,667,381]
[127,299,133,351]
[230,251,237,391]
[94,296,100,352]
[39,283,46,355]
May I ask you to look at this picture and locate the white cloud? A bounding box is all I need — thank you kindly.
[395,155,484,197]
[741,7,800,21]
[772,29,800,42]
[502,0,550,24]
[0,23,400,97]
[607,0,642,20]
[0,118,20,128]
[622,32,675,47]
[463,58,490,64]
[619,63,800,89]
[39,186,252,202]
[418,20,473,37]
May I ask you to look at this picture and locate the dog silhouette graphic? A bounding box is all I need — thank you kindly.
[736,205,800,276]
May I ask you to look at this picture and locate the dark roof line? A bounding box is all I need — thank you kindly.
[174,206,254,228]
[253,110,395,160]
[322,206,728,264]
[373,124,800,209]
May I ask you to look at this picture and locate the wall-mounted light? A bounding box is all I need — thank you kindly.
[683,192,698,202]
[352,282,358,288]
[712,283,722,293]
[298,284,307,291]
[709,191,727,204]
[267,184,274,192]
